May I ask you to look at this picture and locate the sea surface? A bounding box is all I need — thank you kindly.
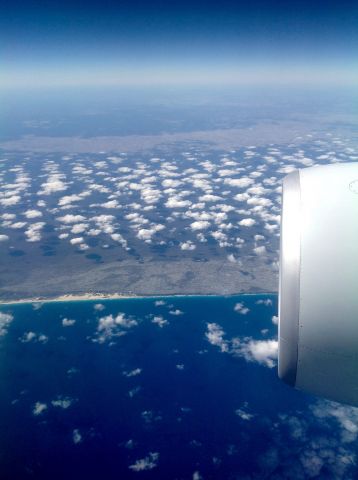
[1,295,357,479]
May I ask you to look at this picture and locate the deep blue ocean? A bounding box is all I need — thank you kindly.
[1,295,357,479]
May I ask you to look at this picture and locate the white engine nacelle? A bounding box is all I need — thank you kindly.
[279,162,358,406]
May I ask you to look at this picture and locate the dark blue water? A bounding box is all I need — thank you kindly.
[0,295,357,479]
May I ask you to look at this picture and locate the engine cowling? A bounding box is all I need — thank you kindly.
[279,162,358,406]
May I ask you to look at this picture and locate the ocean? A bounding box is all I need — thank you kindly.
[0,295,357,479]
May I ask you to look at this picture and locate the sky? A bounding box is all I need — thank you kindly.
[1,0,358,87]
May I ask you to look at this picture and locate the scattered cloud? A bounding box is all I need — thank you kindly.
[235,402,255,421]
[206,323,228,352]
[0,312,13,336]
[24,209,43,219]
[232,338,278,368]
[152,315,168,327]
[33,402,47,416]
[205,322,278,368]
[62,318,76,327]
[123,368,142,377]
[239,218,256,227]
[20,331,48,343]
[129,452,159,472]
[51,396,75,409]
[95,313,138,343]
[72,429,82,444]
[234,302,250,315]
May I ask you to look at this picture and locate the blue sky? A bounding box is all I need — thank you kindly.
[1,0,358,87]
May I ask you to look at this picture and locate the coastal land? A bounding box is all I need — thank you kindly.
[0,256,278,304]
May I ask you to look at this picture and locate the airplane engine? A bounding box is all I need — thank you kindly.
[279,162,358,406]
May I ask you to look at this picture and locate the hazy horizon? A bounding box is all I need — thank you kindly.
[1,0,357,88]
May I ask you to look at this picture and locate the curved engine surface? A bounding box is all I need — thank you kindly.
[279,162,358,406]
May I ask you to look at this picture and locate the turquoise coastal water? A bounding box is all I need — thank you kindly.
[0,294,357,479]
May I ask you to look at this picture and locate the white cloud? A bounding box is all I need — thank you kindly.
[190,220,210,231]
[235,402,255,421]
[311,400,358,444]
[239,218,256,227]
[57,214,86,224]
[233,338,278,368]
[299,449,324,477]
[128,386,141,398]
[24,209,42,219]
[247,197,272,207]
[277,165,297,174]
[73,165,92,175]
[20,331,37,342]
[33,402,47,416]
[253,245,267,255]
[129,452,159,472]
[192,471,203,480]
[94,303,105,311]
[165,197,191,209]
[71,224,88,234]
[256,298,272,306]
[73,429,82,444]
[38,174,67,195]
[70,237,84,245]
[62,318,76,327]
[111,233,128,249]
[0,234,9,242]
[247,186,268,196]
[0,195,21,206]
[101,200,119,209]
[234,302,250,315]
[206,323,278,368]
[162,179,182,188]
[254,234,265,242]
[205,323,228,352]
[199,194,222,202]
[141,188,161,204]
[58,194,83,206]
[211,231,227,242]
[0,312,14,336]
[51,396,74,409]
[152,316,168,327]
[123,368,142,377]
[234,193,250,202]
[9,221,27,229]
[20,331,48,343]
[136,224,164,242]
[218,168,238,177]
[155,300,166,306]
[180,241,196,251]
[90,183,110,194]
[227,254,239,263]
[96,313,138,343]
[92,214,115,234]
[224,177,254,188]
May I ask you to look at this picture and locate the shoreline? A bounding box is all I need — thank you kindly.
[0,291,277,306]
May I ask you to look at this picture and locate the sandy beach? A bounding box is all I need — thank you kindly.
[0,291,275,306]
[0,292,137,306]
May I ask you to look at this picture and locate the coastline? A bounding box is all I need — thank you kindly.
[0,293,136,306]
[0,291,277,306]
